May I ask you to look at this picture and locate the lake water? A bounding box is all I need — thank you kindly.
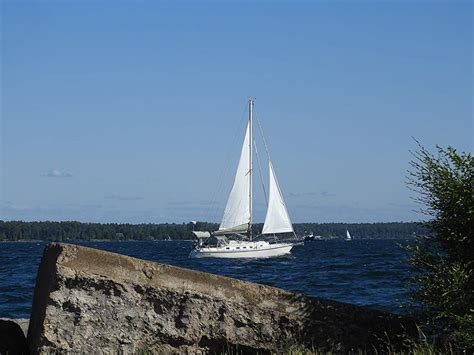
[0,239,413,319]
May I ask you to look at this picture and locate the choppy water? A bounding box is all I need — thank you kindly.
[0,239,412,319]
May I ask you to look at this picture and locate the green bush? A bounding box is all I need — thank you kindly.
[407,144,473,351]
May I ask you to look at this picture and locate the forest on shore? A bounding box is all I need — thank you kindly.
[0,220,426,242]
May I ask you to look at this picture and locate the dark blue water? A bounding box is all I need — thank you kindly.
[0,240,412,319]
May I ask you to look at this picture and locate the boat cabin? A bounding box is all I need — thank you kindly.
[203,235,229,247]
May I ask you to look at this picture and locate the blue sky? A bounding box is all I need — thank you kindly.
[1,1,472,224]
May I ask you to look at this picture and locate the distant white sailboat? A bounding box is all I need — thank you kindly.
[346,229,352,241]
[189,99,298,258]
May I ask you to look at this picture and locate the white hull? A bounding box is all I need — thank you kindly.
[189,241,294,259]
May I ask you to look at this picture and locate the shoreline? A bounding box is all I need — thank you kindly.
[0,239,196,243]
[0,236,413,243]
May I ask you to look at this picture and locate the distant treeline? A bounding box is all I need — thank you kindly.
[0,220,427,242]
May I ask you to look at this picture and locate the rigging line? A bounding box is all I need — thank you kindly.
[210,102,248,224]
[206,100,249,225]
[253,137,268,207]
[255,110,297,239]
[254,110,272,163]
[255,110,287,203]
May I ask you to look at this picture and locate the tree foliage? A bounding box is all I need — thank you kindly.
[407,144,473,350]
[0,220,424,242]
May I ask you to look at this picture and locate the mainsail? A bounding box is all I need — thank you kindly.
[262,161,294,234]
[216,122,251,235]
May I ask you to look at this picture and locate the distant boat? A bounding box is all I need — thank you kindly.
[303,231,322,241]
[345,229,352,241]
[189,99,299,258]
[303,232,315,241]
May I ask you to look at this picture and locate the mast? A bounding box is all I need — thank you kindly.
[248,98,253,240]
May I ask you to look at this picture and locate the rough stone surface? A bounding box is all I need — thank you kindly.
[28,243,413,354]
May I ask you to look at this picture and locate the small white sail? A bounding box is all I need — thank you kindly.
[262,161,294,234]
[217,122,251,235]
[346,229,352,240]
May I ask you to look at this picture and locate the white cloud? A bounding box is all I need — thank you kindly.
[43,169,72,178]
[105,194,143,201]
[289,190,335,198]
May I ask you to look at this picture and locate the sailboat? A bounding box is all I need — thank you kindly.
[345,229,352,241]
[189,99,298,258]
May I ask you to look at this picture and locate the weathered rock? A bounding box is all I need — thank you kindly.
[28,243,413,353]
[0,318,29,354]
